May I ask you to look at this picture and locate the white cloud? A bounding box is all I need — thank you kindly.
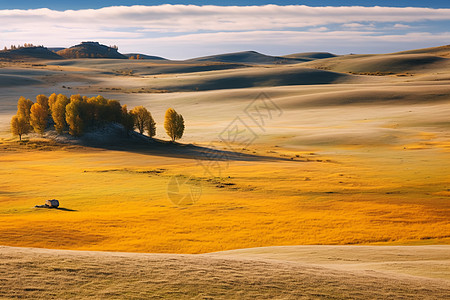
[341,23,375,30]
[309,27,329,32]
[0,5,449,33]
[393,24,412,29]
[0,5,448,58]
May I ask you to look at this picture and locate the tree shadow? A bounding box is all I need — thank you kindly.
[76,130,295,163]
[56,207,77,212]
[34,206,77,211]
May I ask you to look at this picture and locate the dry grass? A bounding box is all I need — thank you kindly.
[211,245,450,280]
[1,245,449,299]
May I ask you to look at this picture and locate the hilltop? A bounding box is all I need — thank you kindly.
[57,42,127,59]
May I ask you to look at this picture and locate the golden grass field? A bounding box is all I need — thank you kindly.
[0,45,449,298]
[0,136,449,254]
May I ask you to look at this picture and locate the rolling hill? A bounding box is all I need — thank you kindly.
[57,42,127,59]
[300,53,449,74]
[134,65,354,91]
[0,46,63,61]
[0,43,450,300]
[392,44,450,57]
[188,50,309,64]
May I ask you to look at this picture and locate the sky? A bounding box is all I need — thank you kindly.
[0,1,449,59]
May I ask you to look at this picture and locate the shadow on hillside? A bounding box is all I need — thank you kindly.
[76,128,292,163]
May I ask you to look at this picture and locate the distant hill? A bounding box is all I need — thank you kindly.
[48,47,66,53]
[188,51,308,65]
[123,53,168,60]
[0,46,63,61]
[283,52,337,60]
[57,42,127,59]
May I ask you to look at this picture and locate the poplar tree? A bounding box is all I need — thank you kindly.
[121,105,135,136]
[52,95,70,133]
[131,106,155,136]
[65,99,84,136]
[30,103,48,134]
[164,108,184,142]
[11,115,31,141]
[17,96,33,123]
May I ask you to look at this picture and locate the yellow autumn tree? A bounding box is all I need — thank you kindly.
[121,105,135,136]
[145,114,156,138]
[17,96,33,123]
[131,106,155,136]
[52,94,70,133]
[36,94,49,113]
[11,115,31,141]
[65,99,84,136]
[30,103,48,134]
[164,108,184,142]
[106,100,122,123]
[48,93,58,113]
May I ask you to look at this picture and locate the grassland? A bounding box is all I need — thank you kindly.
[0,45,449,298]
[0,117,448,253]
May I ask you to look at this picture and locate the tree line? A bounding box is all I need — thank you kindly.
[2,43,43,51]
[11,94,184,142]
